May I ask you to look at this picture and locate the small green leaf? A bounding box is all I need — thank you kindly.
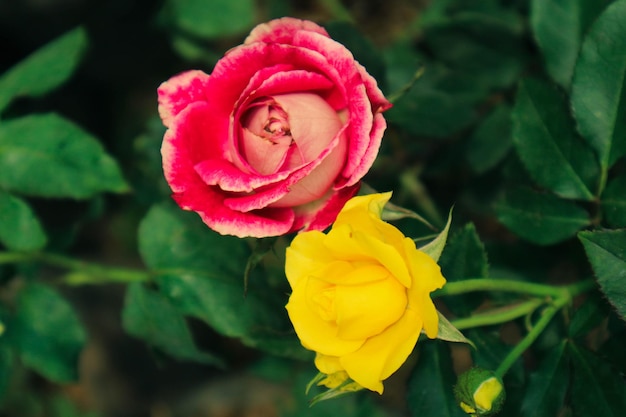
[578,229,626,320]
[497,187,590,245]
[569,343,626,416]
[433,312,475,348]
[15,283,86,382]
[0,190,47,251]
[512,78,598,200]
[0,27,88,114]
[466,104,513,174]
[420,208,453,262]
[122,282,224,367]
[407,341,466,417]
[530,0,609,89]
[571,0,626,169]
[520,341,570,417]
[439,223,489,316]
[165,0,255,39]
[0,114,129,198]
[602,173,626,228]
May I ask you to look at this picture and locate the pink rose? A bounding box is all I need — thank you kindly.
[158,17,391,237]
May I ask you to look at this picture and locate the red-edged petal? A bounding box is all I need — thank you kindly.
[172,187,295,238]
[158,70,211,128]
[194,158,290,193]
[162,102,226,193]
[244,17,329,45]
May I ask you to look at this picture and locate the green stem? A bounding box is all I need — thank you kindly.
[0,251,150,284]
[451,298,545,330]
[434,278,590,299]
[493,279,595,378]
[494,298,566,378]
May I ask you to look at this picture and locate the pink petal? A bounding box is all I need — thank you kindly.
[194,158,290,193]
[338,112,387,188]
[158,70,211,128]
[162,102,225,193]
[172,187,295,238]
[244,17,329,45]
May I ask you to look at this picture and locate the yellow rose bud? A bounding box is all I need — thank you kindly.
[285,192,446,394]
[454,368,506,416]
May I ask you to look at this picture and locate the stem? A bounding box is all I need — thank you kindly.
[451,298,545,330]
[0,251,150,284]
[494,297,566,378]
[434,278,566,298]
[493,279,595,378]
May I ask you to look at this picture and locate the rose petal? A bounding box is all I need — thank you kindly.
[172,187,295,238]
[162,102,226,193]
[340,309,423,394]
[286,277,364,356]
[244,17,329,45]
[285,230,334,289]
[335,269,407,340]
[158,70,211,128]
[194,158,289,193]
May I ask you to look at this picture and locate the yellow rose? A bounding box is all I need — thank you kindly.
[285,192,446,393]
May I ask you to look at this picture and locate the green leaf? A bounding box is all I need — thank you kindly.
[422,11,526,90]
[0,190,47,251]
[569,343,626,416]
[466,104,513,174]
[0,113,129,198]
[165,0,255,39]
[0,27,88,114]
[419,208,452,262]
[15,283,86,382]
[407,341,466,417]
[530,0,609,89]
[439,223,489,315]
[568,295,610,339]
[602,173,626,228]
[433,312,475,348]
[385,44,482,138]
[520,341,570,417]
[496,187,590,245]
[578,229,626,320]
[139,203,250,278]
[571,0,626,169]
[122,282,224,367]
[512,78,598,200]
[138,203,307,359]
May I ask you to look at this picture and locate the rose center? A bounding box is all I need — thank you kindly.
[239,99,295,175]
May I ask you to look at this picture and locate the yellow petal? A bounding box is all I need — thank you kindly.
[352,230,412,288]
[335,269,407,340]
[340,309,423,394]
[285,230,333,288]
[286,277,364,356]
[334,192,392,226]
[315,353,344,374]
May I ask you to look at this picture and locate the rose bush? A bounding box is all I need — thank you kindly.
[285,192,446,393]
[158,17,391,237]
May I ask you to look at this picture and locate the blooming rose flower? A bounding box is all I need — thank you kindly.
[158,17,391,237]
[285,192,446,393]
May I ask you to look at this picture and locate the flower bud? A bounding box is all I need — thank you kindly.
[454,368,505,416]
